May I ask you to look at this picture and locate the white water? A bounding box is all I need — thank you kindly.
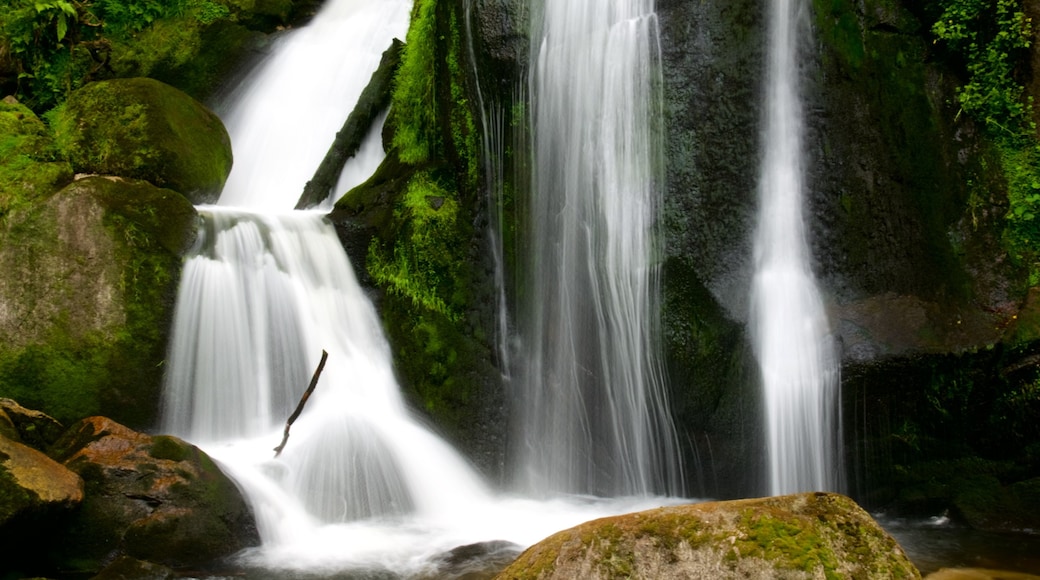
[750,0,843,495]
[517,0,682,497]
[161,0,682,574]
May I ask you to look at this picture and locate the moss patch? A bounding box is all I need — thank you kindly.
[0,98,72,219]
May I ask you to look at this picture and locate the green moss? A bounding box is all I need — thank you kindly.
[0,100,73,217]
[368,170,464,320]
[392,0,439,164]
[147,435,190,462]
[813,0,866,72]
[733,509,842,579]
[353,0,495,444]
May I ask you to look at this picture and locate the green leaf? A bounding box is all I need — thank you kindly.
[56,13,67,41]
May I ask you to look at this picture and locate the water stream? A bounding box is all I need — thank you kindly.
[749,0,843,495]
[160,0,678,574]
[515,0,683,498]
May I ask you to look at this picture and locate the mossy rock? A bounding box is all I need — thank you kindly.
[54,78,232,204]
[0,176,196,429]
[496,493,921,580]
[43,417,258,574]
[0,97,73,216]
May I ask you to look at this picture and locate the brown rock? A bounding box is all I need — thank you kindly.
[48,417,258,573]
[0,433,84,527]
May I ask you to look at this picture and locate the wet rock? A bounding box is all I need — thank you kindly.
[925,569,1040,580]
[90,555,176,580]
[0,433,84,528]
[425,540,523,580]
[46,417,258,574]
[495,493,920,579]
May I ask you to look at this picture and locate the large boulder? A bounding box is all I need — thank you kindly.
[54,77,232,204]
[44,417,258,574]
[1,431,84,578]
[496,493,920,579]
[0,433,83,528]
[0,176,196,428]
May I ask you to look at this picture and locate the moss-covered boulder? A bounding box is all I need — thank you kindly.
[54,78,232,204]
[0,96,73,216]
[496,493,920,580]
[42,417,258,574]
[0,176,197,429]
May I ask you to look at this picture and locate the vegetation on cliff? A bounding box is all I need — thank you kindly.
[334,0,500,460]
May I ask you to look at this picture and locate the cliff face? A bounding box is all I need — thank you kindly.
[655,0,1040,516]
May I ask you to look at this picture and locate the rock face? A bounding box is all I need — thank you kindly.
[43,417,259,573]
[0,176,196,429]
[55,77,232,204]
[654,0,1040,515]
[496,493,921,580]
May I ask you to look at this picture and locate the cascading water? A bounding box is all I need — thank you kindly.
[750,0,843,496]
[161,0,678,574]
[517,0,682,497]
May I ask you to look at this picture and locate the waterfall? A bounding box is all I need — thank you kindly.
[160,0,679,573]
[750,0,843,495]
[516,0,682,497]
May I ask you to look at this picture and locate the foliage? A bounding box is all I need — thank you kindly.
[931,0,1040,279]
[0,0,281,111]
[932,0,1032,135]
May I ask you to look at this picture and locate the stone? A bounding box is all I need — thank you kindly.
[55,77,232,204]
[0,176,196,429]
[495,493,921,580]
[46,417,258,573]
[0,397,66,449]
[0,433,84,528]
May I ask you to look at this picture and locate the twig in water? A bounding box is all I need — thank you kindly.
[273,349,328,458]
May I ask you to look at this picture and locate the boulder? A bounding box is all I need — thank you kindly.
[0,433,84,528]
[46,417,258,573]
[495,493,920,580]
[54,77,232,203]
[0,397,66,448]
[0,176,196,428]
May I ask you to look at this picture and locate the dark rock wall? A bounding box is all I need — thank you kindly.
[654,0,1039,509]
